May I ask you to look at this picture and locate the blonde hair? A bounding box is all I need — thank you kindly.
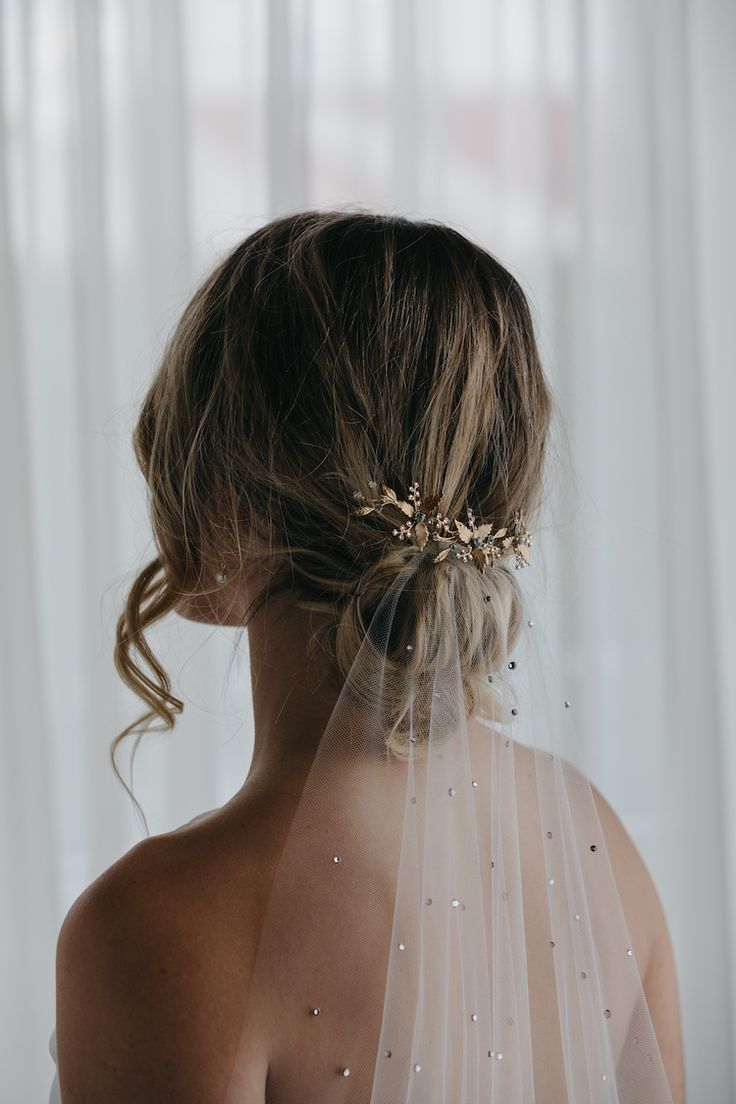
[113,208,556,820]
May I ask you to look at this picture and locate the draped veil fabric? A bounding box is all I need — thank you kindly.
[218,547,674,1104]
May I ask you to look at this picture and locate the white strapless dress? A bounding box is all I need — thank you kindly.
[48,1026,60,1103]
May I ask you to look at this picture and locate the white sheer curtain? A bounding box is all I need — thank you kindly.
[1,0,734,1099]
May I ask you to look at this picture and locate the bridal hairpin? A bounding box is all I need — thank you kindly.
[352,481,532,573]
[214,482,531,584]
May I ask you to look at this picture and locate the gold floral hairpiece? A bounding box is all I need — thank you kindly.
[352,480,532,573]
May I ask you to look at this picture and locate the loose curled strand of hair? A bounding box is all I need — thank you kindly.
[111,557,184,835]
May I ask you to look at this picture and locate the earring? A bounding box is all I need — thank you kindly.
[215,564,229,585]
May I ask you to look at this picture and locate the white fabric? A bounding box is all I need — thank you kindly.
[48,1028,60,1104]
[0,0,733,1099]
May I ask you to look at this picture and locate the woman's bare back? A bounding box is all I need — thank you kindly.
[54,739,684,1103]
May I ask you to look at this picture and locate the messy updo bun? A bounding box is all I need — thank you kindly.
[114,208,555,804]
[320,538,526,758]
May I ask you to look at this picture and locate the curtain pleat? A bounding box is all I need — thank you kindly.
[0,3,58,1097]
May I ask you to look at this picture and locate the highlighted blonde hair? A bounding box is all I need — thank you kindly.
[113,208,556,826]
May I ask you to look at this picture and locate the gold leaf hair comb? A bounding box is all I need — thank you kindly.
[352,481,532,573]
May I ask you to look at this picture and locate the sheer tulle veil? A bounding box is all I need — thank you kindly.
[221,484,675,1104]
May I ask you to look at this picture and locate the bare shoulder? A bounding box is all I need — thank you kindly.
[520,745,685,1101]
[589,780,686,1103]
[589,783,664,945]
[520,744,669,960]
[55,802,275,1103]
